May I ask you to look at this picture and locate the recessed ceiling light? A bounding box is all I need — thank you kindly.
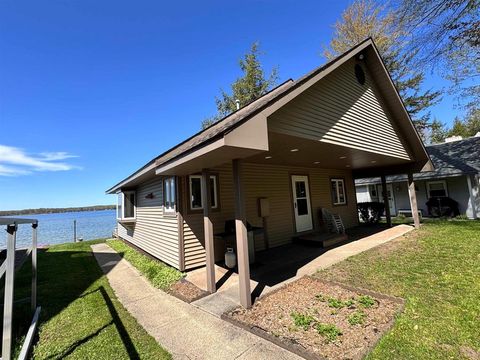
[290,148,299,152]
[314,161,320,164]
[371,160,377,164]
[265,156,272,159]
[346,165,351,168]
[339,156,347,159]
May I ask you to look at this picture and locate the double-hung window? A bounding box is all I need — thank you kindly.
[189,174,218,210]
[117,191,136,220]
[331,178,347,205]
[427,180,448,198]
[163,177,176,214]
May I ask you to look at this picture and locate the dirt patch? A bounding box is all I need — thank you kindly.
[169,278,208,303]
[226,276,404,360]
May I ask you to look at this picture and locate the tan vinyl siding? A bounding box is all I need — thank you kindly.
[117,177,180,268]
[268,58,410,160]
[182,162,358,270]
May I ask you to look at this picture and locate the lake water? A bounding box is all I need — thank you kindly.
[0,210,117,249]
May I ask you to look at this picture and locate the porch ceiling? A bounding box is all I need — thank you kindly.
[245,132,413,171]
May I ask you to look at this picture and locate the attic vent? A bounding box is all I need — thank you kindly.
[354,64,365,85]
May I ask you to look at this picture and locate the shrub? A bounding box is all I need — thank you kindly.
[291,312,315,330]
[357,295,376,308]
[348,311,366,325]
[327,297,355,309]
[357,202,385,224]
[316,323,343,341]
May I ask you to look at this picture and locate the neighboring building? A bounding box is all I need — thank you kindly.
[356,135,480,219]
[107,39,433,308]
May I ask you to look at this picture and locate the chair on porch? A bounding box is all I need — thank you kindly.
[321,208,346,234]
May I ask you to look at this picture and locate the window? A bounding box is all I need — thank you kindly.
[163,177,176,213]
[427,180,448,198]
[189,174,218,210]
[331,178,347,205]
[368,185,378,201]
[116,191,136,220]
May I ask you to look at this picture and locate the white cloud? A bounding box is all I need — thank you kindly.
[0,145,80,176]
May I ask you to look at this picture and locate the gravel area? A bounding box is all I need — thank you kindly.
[229,276,403,360]
[169,278,208,303]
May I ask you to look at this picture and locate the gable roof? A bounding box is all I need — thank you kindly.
[355,136,480,185]
[107,38,431,194]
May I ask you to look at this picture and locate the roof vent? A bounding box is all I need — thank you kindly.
[445,135,463,143]
[235,99,240,110]
[475,132,480,137]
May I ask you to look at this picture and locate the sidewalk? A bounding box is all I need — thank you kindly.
[91,243,302,360]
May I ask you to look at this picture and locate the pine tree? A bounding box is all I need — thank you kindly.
[202,43,278,129]
[323,0,441,138]
[429,118,448,144]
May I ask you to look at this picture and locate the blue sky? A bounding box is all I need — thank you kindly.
[0,0,460,211]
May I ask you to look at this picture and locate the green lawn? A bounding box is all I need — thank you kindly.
[12,239,170,359]
[107,239,183,290]
[318,220,480,359]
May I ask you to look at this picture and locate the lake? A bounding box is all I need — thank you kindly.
[0,210,117,248]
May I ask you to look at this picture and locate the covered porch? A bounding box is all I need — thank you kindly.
[186,224,414,315]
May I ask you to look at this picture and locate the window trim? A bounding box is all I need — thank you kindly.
[163,176,177,214]
[188,174,219,211]
[331,178,347,206]
[116,190,136,220]
[426,180,448,198]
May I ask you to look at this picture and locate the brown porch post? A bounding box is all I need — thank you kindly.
[202,169,216,293]
[232,159,252,308]
[407,172,420,229]
[381,175,392,227]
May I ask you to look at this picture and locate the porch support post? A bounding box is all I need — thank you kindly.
[232,159,252,308]
[202,169,216,293]
[407,172,420,229]
[466,175,478,219]
[381,175,392,227]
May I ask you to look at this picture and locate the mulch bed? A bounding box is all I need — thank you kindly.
[224,276,404,360]
[169,278,208,303]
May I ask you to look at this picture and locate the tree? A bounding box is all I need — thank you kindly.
[429,118,448,144]
[447,117,470,138]
[202,43,278,129]
[323,0,441,138]
[397,0,479,111]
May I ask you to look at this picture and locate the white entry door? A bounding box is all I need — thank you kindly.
[291,175,313,232]
[377,184,396,216]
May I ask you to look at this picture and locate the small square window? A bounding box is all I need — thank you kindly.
[427,181,447,198]
[163,177,176,213]
[189,174,218,210]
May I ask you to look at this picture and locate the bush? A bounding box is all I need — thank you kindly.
[357,295,376,308]
[315,323,343,341]
[291,312,315,330]
[357,202,385,224]
[348,311,366,325]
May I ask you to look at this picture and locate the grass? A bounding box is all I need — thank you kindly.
[318,220,480,359]
[11,239,171,359]
[107,239,183,290]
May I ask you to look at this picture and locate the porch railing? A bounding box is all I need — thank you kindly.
[0,218,41,360]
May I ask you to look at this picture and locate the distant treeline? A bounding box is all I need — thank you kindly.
[0,205,115,216]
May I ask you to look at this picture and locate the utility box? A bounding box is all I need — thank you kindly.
[258,198,270,218]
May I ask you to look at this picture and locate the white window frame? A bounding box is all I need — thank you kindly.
[116,190,136,220]
[163,177,177,214]
[427,180,448,198]
[189,174,218,210]
[331,178,347,205]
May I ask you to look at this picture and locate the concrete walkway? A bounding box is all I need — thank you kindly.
[91,243,302,360]
[189,224,414,316]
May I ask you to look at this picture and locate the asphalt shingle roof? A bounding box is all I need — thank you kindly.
[355,136,480,185]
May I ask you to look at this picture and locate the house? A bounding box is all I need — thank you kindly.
[355,135,480,219]
[106,38,433,308]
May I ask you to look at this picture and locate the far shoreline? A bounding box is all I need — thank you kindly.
[0,205,115,217]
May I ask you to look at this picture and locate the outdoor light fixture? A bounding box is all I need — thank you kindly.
[314,161,320,164]
[371,160,377,164]
[145,193,155,199]
[290,148,299,152]
[339,156,347,159]
[346,165,351,168]
[265,156,272,159]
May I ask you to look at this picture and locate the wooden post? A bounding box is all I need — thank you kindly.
[202,169,216,293]
[73,220,76,243]
[31,222,38,313]
[381,175,392,227]
[407,173,420,229]
[466,175,478,219]
[3,224,16,360]
[232,159,252,308]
